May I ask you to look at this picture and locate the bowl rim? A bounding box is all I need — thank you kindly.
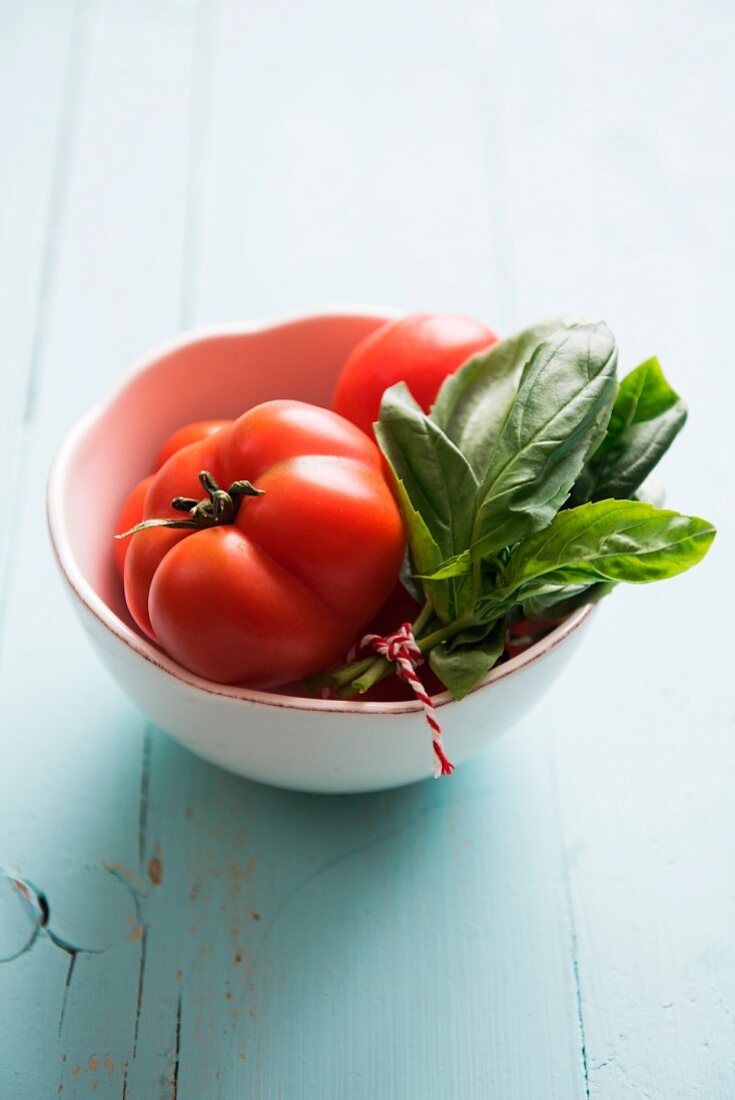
[47,305,594,717]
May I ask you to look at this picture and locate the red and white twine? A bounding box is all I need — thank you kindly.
[361,622,454,778]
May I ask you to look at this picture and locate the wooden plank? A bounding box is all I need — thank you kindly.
[193,0,505,324]
[0,1,203,1095]
[496,0,735,1095]
[0,0,77,612]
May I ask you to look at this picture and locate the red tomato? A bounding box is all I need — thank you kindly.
[122,401,405,688]
[155,419,231,470]
[332,313,498,439]
[113,475,153,580]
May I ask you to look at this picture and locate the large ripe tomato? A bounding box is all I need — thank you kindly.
[332,313,498,439]
[120,401,405,688]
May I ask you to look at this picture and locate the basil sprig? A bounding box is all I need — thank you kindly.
[492,500,715,602]
[327,318,715,702]
[570,356,687,505]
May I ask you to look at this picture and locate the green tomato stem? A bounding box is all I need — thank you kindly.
[115,470,263,539]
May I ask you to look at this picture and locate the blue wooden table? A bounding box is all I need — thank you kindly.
[1,2,732,1096]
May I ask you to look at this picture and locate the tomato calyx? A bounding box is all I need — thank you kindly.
[171,471,263,525]
[115,470,263,539]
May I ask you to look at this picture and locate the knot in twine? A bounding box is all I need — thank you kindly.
[361,622,454,778]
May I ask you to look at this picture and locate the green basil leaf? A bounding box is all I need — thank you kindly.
[431,317,579,476]
[420,549,472,580]
[496,500,716,600]
[429,620,506,701]
[467,323,619,560]
[390,477,451,622]
[521,581,614,620]
[609,356,680,429]
[444,620,500,652]
[571,358,687,504]
[376,383,479,619]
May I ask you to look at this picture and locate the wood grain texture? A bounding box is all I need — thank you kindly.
[0,0,205,1094]
[496,1,735,1095]
[0,0,732,1097]
[194,0,507,322]
[0,0,77,616]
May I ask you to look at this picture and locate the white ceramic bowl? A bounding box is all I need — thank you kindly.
[47,308,593,793]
